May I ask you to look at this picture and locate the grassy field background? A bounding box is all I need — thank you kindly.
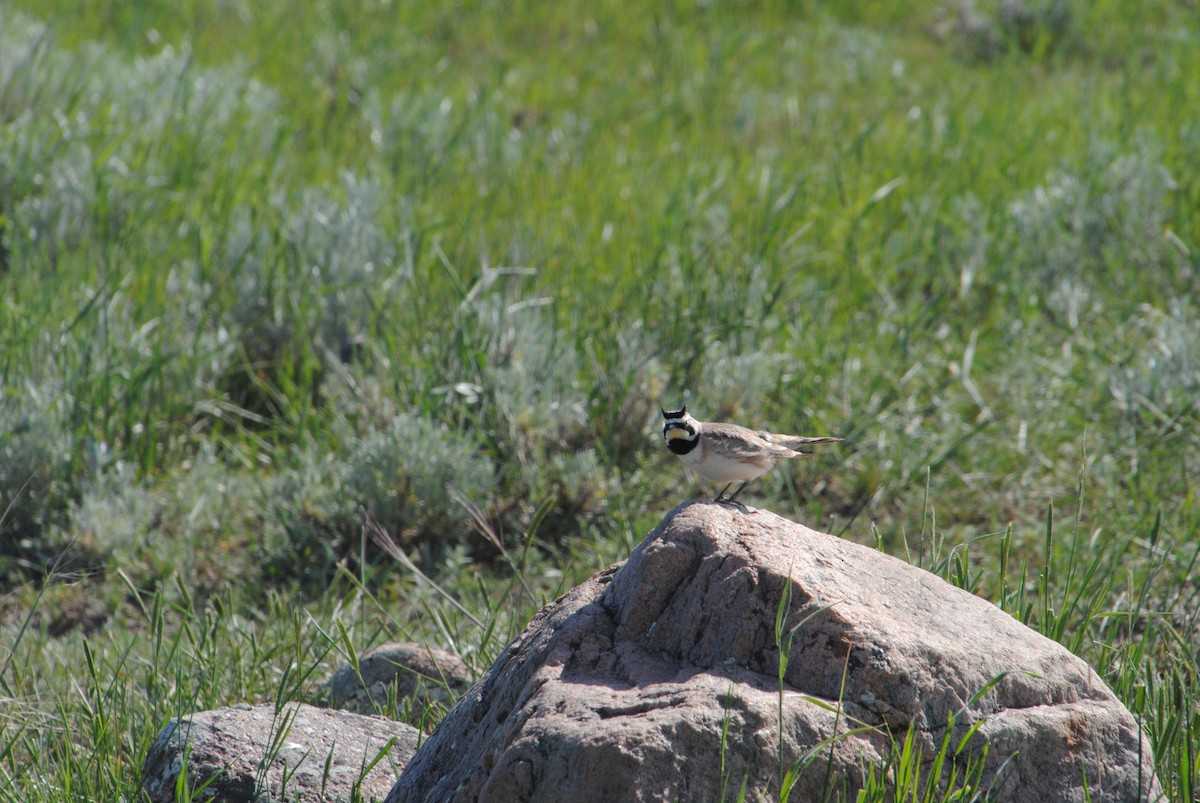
[1,0,1198,799]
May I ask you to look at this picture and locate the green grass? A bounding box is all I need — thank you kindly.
[1,0,1197,799]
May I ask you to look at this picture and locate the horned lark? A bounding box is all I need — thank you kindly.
[661,405,841,504]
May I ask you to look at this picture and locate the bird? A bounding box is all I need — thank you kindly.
[661,405,841,504]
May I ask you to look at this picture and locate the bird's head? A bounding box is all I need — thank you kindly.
[661,405,698,450]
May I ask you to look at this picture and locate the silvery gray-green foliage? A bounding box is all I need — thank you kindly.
[467,274,622,521]
[361,83,581,183]
[262,445,360,582]
[211,170,415,426]
[66,424,356,590]
[473,290,584,450]
[700,342,792,422]
[67,460,155,568]
[943,194,993,298]
[66,445,261,586]
[5,138,95,257]
[361,90,461,181]
[531,450,607,520]
[1008,137,1177,325]
[0,8,285,445]
[586,319,669,463]
[943,0,1075,61]
[346,413,497,545]
[284,173,402,354]
[0,385,74,569]
[0,12,281,261]
[1109,300,1200,417]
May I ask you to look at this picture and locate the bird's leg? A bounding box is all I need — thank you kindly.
[713,483,733,502]
[724,481,750,504]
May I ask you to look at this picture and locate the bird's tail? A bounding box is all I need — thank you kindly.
[770,435,843,452]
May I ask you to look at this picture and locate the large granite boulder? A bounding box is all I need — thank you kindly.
[389,501,1161,802]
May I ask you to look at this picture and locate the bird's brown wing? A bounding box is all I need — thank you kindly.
[705,424,800,460]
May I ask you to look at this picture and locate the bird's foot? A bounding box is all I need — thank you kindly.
[715,497,752,513]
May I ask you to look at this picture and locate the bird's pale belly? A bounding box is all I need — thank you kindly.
[679,447,772,483]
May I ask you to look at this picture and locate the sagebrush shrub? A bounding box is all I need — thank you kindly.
[346,413,497,547]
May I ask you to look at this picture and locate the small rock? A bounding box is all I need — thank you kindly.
[142,702,419,802]
[321,642,471,723]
